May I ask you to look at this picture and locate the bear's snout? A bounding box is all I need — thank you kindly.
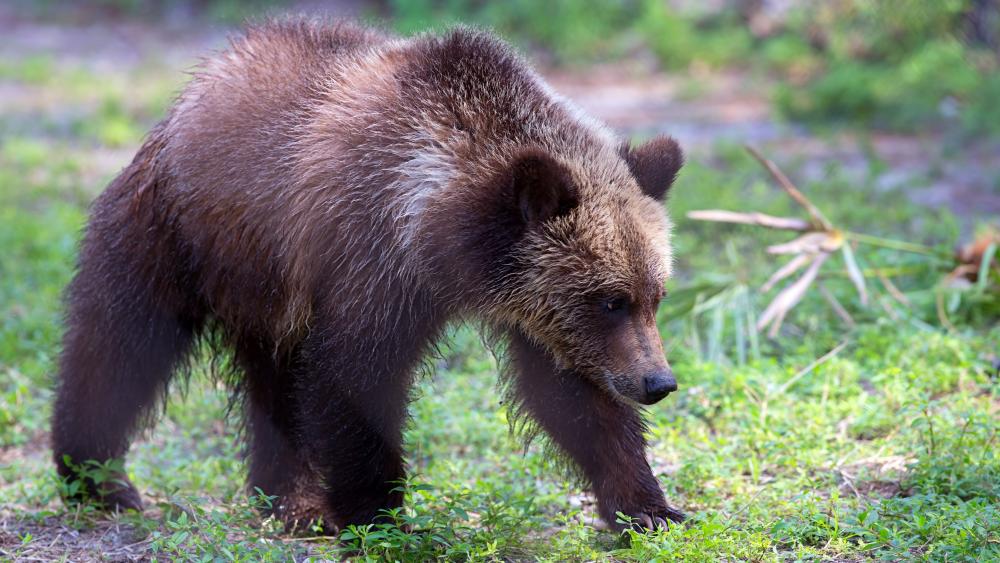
[642,368,677,404]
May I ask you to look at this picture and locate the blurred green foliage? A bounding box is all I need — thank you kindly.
[386,0,757,67]
[10,0,291,24]
[13,0,999,134]
[769,1,1000,135]
[387,0,1000,136]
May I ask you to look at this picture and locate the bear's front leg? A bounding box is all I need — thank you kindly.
[294,362,410,530]
[292,303,445,531]
[506,330,685,530]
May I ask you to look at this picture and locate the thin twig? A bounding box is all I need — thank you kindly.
[878,273,911,307]
[935,267,967,332]
[837,469,863,499]
[818,283,855,327]
[777,340,849,395]
[745,145,833,231]
[935,287,957,332]
[722,485,770,532]
[879,295,901,321]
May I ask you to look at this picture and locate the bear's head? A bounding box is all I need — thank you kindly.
[493,135,683,405]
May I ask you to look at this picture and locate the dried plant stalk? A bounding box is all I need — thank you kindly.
[761,254,811,293]
[840,243,868,306]
[757,252,831,337]
[768,232,842,255]
[688,145,995,337]
[686,210,811,231]
[878,273,910,307]
[745,145,834,231]
[819,283,856,327]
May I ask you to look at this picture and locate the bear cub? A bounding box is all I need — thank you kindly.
[52,19,686,531]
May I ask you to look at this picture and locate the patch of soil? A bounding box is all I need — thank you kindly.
[0,515,150,562]
[837,455,913,501]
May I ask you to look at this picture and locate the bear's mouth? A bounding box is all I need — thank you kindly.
[603,370,645,404]
[605,369,676,406]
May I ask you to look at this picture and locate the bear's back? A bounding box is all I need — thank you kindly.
[163,20,386,199]
[130,20,617,342]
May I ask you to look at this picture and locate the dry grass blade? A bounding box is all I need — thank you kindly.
[878,273,911,307]
[686,210,812,231]
[933,266,971,332]
[841,243,868,306]
[935,287,957,332]
[745,145,834,231]
[757,252,830,337]
[767,232,841,255]
[819,283,856,327]
[761,254,811,293]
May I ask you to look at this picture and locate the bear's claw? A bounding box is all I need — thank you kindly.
[98,480,144,512]
[630,505,686,532]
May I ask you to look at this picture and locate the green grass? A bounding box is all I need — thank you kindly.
[2,30,999,563]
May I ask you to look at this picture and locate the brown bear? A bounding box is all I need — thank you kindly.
[51,18,686,532]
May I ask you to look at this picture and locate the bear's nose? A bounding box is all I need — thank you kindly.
[643,369,678,403]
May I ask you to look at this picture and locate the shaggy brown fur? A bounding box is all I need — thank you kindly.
[51,19,686,531]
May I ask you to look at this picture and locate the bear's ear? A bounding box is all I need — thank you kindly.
[510,149,579,225]
[620,135,684,201]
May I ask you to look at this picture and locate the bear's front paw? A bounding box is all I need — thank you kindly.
[97,478,144,512]
[63,474,144,513]
[618,504,686,531]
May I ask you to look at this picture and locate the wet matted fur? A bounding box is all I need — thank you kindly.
[51,18,686,532]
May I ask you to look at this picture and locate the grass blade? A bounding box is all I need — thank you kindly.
[977,242,997,291]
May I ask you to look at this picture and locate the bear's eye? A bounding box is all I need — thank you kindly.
[653,291,666,307]
[602,296,629,314]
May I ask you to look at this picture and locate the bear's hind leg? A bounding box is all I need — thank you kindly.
[237,339,331,532]
[52,258,199,511]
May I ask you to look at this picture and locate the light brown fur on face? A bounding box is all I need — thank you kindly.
[495,158,676,404]
[51,18,687,533]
